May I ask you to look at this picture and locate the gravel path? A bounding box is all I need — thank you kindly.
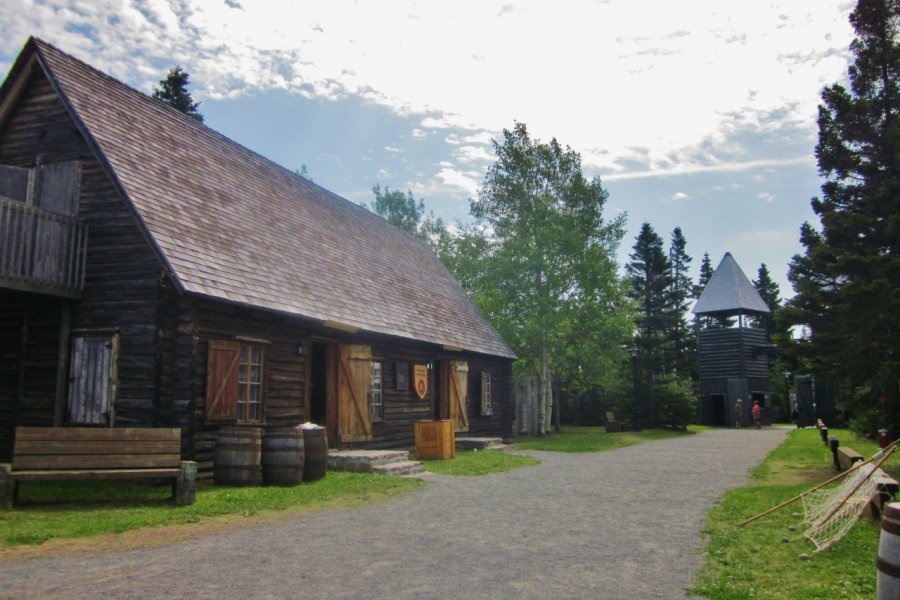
[0,428,787,599]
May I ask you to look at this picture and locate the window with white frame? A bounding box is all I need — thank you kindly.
[481,371,492,416]
[238,344,264,422]
[370,360,384,421]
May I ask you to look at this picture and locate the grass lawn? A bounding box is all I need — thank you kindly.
[418,449,539,476]
[689,427,898,599]
[511,425,701,453]
[0,471,422,548]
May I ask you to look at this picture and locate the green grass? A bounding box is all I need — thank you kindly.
[0,471,422,547]
[511,425,698,453]
[418,449,540,475]
[689,428,898,599]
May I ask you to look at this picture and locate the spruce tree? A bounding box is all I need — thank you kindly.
[152,66,204,122]
[626,223,673,424]
[786,0,900,433]
[667,227,695,378]
[752,263,780,335]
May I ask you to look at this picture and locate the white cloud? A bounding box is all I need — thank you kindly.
[377,168,390,178]
[757,191,776,203]
[672,192,689,201]
[383,146,403,153]
[2,0,854,180]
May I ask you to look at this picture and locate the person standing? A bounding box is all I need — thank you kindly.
[735,399,743,429]
[792,401,799,428]
[752,400,762,430]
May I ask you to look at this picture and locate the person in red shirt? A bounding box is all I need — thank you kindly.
[752,400,762,430]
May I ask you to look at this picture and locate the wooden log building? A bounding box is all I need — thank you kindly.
[0,38,516,475]
[692,253,772,427]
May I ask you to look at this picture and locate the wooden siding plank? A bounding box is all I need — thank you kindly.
[14,427,180,442]
[9,468,182,480]
[12,453,182,470]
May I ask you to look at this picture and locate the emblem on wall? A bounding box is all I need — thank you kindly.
[414,364,428,400]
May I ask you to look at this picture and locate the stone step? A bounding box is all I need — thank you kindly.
[455,437,508,451]
[371,460,426,476]
[328,449,416,473]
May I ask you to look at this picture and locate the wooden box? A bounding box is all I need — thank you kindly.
[415,420,455,460]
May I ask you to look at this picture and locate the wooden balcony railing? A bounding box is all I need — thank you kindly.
[0,196,88,298]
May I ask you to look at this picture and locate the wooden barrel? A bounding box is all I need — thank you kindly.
[214,426,262,486]
[878,502,900,600]
[301,426,328,482]
[262,427,305,486]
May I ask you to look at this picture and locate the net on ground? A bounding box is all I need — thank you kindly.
[800,461,882,552]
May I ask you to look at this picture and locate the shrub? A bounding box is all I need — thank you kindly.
[653,375,697,431]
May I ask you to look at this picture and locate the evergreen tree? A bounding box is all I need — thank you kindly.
[752,263,780,335]
[667,227,694,378]
[786,0,900,434]
[626,222,673,424]
[695,252,714,298]
[152,66,204,122]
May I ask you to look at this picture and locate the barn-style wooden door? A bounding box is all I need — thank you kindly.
[442,360,469,433]
[337,344,373,444]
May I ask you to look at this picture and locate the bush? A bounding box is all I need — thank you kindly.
[653,376,697,431]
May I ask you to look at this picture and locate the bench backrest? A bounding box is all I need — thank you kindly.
[12,427,181,470]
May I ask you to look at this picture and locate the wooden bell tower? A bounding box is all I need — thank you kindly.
[693,253,772,427]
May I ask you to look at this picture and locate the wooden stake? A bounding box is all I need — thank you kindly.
[739,439,900,527]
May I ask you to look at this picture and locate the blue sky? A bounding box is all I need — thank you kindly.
[1,0,858,298]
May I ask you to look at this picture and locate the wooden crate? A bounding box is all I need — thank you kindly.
[415,420,455,460]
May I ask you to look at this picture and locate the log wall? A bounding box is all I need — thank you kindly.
[0,61,170,442]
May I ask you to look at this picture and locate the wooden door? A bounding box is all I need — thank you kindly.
[447,360,469,433]
[338,344,373,443]
[67,333,118,425]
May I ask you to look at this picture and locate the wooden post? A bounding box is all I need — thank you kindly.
[175,460,198,505]
[53,303,71,426]
[0,463,11,510]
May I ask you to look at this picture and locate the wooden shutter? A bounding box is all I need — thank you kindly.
[449,361,469,432]
[36,161,81,216]
[206,339,240,421]
[0,164,30,202]
[481,371,492,416]
[68,333,118,425]
[338,344,373,443]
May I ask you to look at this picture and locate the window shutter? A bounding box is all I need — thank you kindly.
[206,339,240,421]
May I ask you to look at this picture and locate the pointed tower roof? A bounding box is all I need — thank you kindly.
[692,252,771,316]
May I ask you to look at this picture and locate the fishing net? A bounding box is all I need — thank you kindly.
[800,460,882,552]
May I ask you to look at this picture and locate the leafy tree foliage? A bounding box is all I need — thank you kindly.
[152,66,203,122]
[470,122,629,433]
[363,185,448,248]
[368,185,425,232]
[786,0,900,434]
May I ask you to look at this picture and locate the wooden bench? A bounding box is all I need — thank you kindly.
[837,446,865,471]
[0,427,197,509]
[605,412,628,433]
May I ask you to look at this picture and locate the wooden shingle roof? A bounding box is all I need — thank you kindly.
[10,38,514,359]
[692,252,770,316]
